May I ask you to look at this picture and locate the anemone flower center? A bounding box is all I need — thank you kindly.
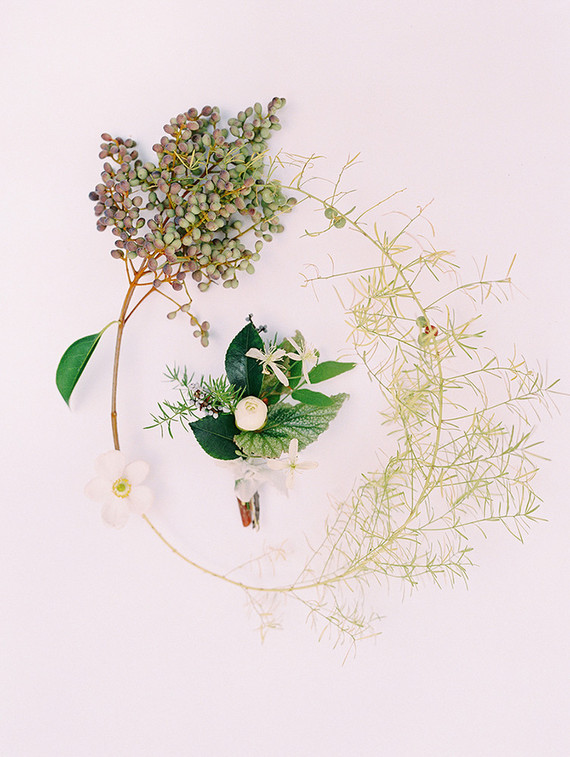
[112,477,131,498]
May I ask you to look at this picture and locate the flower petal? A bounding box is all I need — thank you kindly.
[235,478,258,501]
[285,469,296,489]
[124,460,150,486]
[126,485,153,515]
[245,347,264,360]
[286,337,301,356]
[288,438,299,458]
[84,476,111,502]
[101,495,130,528]
[272,364,289,386]
[95,450,126,480]
[267,459,287,471]
[296,461,319,470]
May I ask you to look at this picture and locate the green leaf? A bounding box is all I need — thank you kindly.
[291,388,335,407]
[282,330,307,390]
[190,413,240,460]
[225,322,264,396]
[308,360,356,384]
[287,357,303,389]
[56,328,109,405]
[234,393,348,458]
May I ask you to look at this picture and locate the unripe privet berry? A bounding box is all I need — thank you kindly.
[92,98,295,340]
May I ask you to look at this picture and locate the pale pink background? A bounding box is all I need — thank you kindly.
[1,1,569,755]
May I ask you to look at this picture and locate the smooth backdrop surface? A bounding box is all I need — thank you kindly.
[1,2,569,755]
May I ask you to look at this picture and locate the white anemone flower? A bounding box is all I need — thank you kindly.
[246,345,289,386]
[266,438,318,489]
[286,337,318,383]
[85,450,153,528]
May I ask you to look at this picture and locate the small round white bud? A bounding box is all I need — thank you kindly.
[234,396,267,431]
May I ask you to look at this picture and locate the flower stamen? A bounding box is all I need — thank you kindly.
[112,477,132,498]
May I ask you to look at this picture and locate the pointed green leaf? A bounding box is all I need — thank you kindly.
[291,388,335,407]
[283,330,307,390]
[287,356,303,389]
[225,322,264,396]
[308,360,356,384]
[190,413,240,460]
[234,393,348,458]
[56,328,110,405]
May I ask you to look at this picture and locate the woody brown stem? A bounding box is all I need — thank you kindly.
[111,265,149,450]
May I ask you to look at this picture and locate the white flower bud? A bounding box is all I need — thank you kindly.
[234,396,267,431]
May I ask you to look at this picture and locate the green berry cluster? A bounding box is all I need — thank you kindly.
[89,98,295,344]
[324,206,346,228]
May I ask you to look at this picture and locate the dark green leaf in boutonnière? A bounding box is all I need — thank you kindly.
[190,413,241,460]
[224,322,264,396]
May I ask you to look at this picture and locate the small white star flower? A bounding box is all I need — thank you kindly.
[266,438,318,489]
[246,345,289,385]
[286,337,318,383]
[85,450,153,528]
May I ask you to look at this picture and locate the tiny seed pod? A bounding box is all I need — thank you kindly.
[424,325,439,337]
[416,315,428,328]
[167,311,177,320]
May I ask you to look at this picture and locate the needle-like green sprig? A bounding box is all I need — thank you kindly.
[138,153,557,656]
[147,367,244,437]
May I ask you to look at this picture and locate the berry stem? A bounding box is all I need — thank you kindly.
[111,264,149,450]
